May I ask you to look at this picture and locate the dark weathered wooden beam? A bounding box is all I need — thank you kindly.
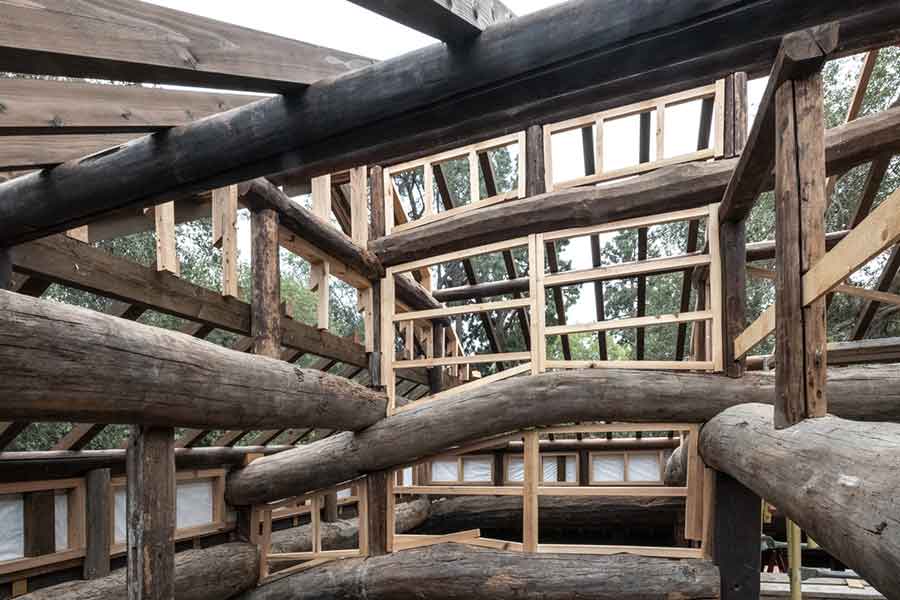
[714,472,761,600]
[127,426,175,600]
[702,404,900,598]
[251,206,281,358]
[23,490,55,557]
[0,78,263,135]
[1,2,894,245]
[0,2,373,92]
[747,336,900,370]
[0,421,29,451]
[719,25,838,224]
[52,423,107,451]
[0,290,388,430]
[84,468,112,580]
[348,0,515,42]
[226,365,900,506]
[375,105,900,266]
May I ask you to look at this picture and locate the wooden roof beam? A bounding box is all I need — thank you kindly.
[348,0,515,43]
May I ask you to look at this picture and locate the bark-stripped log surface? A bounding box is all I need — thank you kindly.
[416,495,683,535]
[227,365,900,505]
[17,500,431,600]
[701,404,900,599]
[0,2,895,244]
[373,105,900,266]
[0,290,386,429]
[236,544,721,600]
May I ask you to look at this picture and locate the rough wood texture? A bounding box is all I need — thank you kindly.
[127,426,175,600]
[347,0,515,42]
[374,105,900,266]
[0,1,372,91]
[0,2,894,244]
[251,208,282,359]
[23,491,55,557]
[701,404,900,600]
[0,290,387,430]
[84,468,112,579]
[664,443,687,487]
[720,220,746,377]
[0,77,262,135]
[226,365,900,505]
[16,501,431,600]
[366,471,390,556]
[713,472,761,600]
[236,544,721,600]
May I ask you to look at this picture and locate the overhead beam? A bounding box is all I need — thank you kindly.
[225,364,900,506]
[0,78,263,135]
[0,1,895,245]
[374,105,900,266]
[0,289,388,429]
[348,0,515,42]
[747,336,900,370]
[0,1,373,92]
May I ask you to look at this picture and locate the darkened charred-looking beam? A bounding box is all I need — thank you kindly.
[702,404,900,598]
[0,290,387,430]
[348,0,515,42]
[373,106,900,266]
[0,1,895,245]
[0,1,373,92]
[226,365,900,506]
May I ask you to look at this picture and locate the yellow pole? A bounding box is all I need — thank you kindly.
[788,518,802,600]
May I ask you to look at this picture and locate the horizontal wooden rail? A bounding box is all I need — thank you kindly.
[393,486,524,496]
[542,205,711,242]
[545,310,711,337]
[545,360,714,371]
[394,298,531,322]
[393,352,531,369]
[544,254,709,288]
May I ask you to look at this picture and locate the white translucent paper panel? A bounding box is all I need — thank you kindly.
[55,491,68,551]
[565,456,577,482]
[401,467,414,487]
[431,459,459,482]
[176,480,214,529]
[663,99,709,158]
[462,457,492,482]
[628,454,661,482]
[114,488,127,544]
[551,127,595,184]
[592,455,625,482]
[541,457,557,482]
[337,487,352,499]
[0,494,24,561]
[507,457,524,482]
[602,111,657,172]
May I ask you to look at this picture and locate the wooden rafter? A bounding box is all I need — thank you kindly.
[347,0,515,43]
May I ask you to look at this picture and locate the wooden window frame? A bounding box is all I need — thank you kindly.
[503,452,579,486]
[426,454,495,486]
[588,450,665,486]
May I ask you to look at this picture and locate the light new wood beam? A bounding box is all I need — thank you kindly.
[348,0,515,43]
[0,1,373,92]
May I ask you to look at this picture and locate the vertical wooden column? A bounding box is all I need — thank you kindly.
[154,202,179,276]
[310,175,332,331]
[23,491,55,557]
[212,186,239,298]
[0,247,11,290]
[365,470,390,556]
[84,468,112,579]
[525,125,545,197]
[774,71,828,428]
[250,207,281,358]
[522,431,540,552]
[713,471,761,600]
[721,72,750,378]
[323,493,339,523]
[127,426,175,600]
[428,322,446,394]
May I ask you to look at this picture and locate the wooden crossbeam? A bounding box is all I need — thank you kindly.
[0,422,29,451]
[52,424,107,451]
[1,1,373,92]
[347,0,515,43]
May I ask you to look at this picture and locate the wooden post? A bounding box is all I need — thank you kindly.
[0,247,11,290]
[522,431,539,552]
[212,186,239,298]
[774,71,827,428]
[713,471,761,600]
[365,470,389,556]
[788,518,802,600]
[428,322,445,394]
[369,279,383,389]
[127,426,175,600]
[154,202,179,276]
[323,492,339,523]
[84,468,112,579]
[525,125,545,197]
[23,491,55,557]
[724,72,749,158]
[251,207,281,359]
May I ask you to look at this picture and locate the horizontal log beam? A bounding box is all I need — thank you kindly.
[0,290,387,429]
[701,404,900,599]
[347,0,515,42]
[746,336,900,370]
[226,365,900,505]
[0,1,895,245]
[0,77,263,135]
[373,105,900,266]
[237,544,720,600]
[0,1,373,92]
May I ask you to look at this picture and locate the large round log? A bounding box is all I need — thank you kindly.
[227,365,900,506]
[701,404,900,599]
[416,495,683,536]
[236,543,720,600]
[0,290,386,429]
[17,500,431,600]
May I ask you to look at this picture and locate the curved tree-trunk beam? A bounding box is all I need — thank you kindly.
[701,404,900,599]
[17,500,431,600]
[415,495,683,536]
[236,544,720,600]
[0,290,386,429]
[227,365,900,506]
[664,444,687,486]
